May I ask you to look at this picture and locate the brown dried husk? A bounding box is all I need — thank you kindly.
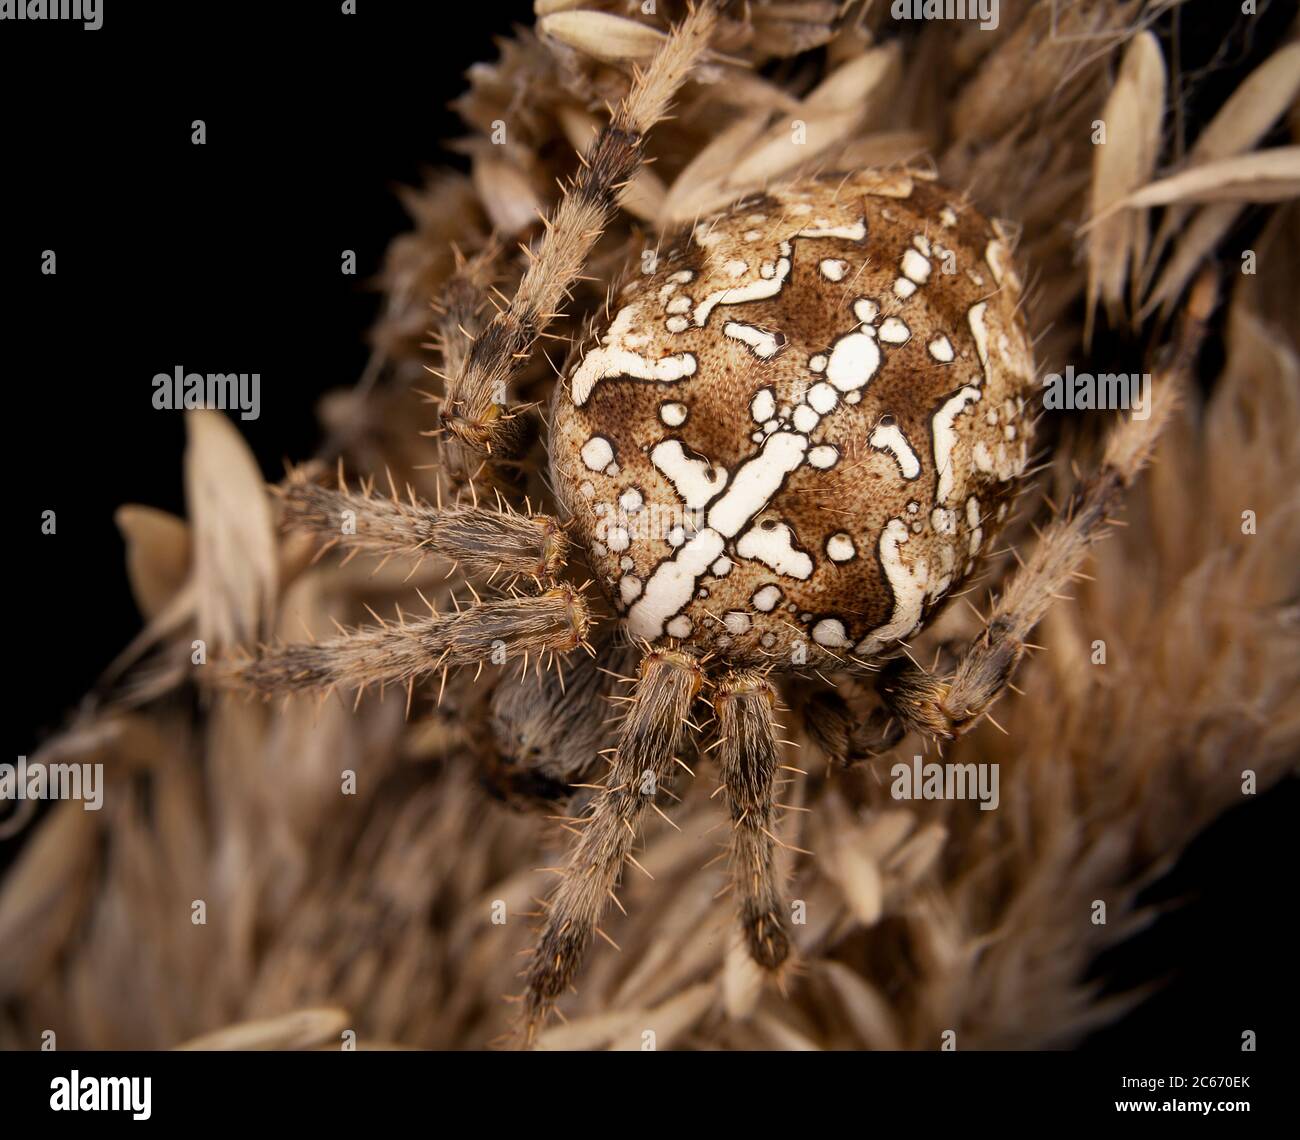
[3,0,1298,1051]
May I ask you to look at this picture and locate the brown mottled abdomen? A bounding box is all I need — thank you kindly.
[550,170,1035,667]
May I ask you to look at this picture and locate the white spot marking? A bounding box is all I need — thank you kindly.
[752,585,782,612]
[792,404,820,433]
[826,533,856,562]
[693,223,724,249]
[625,529,725,639]
[570,303,697,406]
[619,487,643,513]
[812,618,851,648]
[966,496,983,557]
[620,575,642,604]
[901,248,931,284]
[581,436,614,472]
[724,611,752,636]
[878,317,911,345]
[985,238,1020,290]
[854,298,879,323]
[826,325,881,393]
[928,335,954,363]
[660,402,688,427]
[808,382,839,414]
[932,386,982,503]
[869,421,921,479]
[737,520,813,580]
[651,439,728,509]
[750,387,776,424]
[694,247,792,326]
[797,220,866,241]
[855,519,931,656]
[707,431,807,538]
[968,302,991,373]
[726,321,782,359]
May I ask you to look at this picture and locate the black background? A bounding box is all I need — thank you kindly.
[4,0,1296,1060]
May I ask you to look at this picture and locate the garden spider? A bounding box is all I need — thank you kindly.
[230,3,1197,1044]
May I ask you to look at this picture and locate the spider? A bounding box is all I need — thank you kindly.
[229,4,1192,1044]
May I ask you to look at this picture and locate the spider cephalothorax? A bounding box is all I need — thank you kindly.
[552,170,1034,665]
[230,4,1184,1045]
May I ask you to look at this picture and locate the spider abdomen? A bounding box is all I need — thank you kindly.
[551,169,1036,667]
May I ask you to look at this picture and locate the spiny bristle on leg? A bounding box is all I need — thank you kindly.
[278,477,568,584]
[223,585,590,697]
[715,670,793,973]
[440,3,717,460]
[520,647,704,1045]
[874,277,1209,743]
[428,240,500,382]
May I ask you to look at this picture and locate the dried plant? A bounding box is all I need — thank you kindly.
[3,0,1298,1053]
